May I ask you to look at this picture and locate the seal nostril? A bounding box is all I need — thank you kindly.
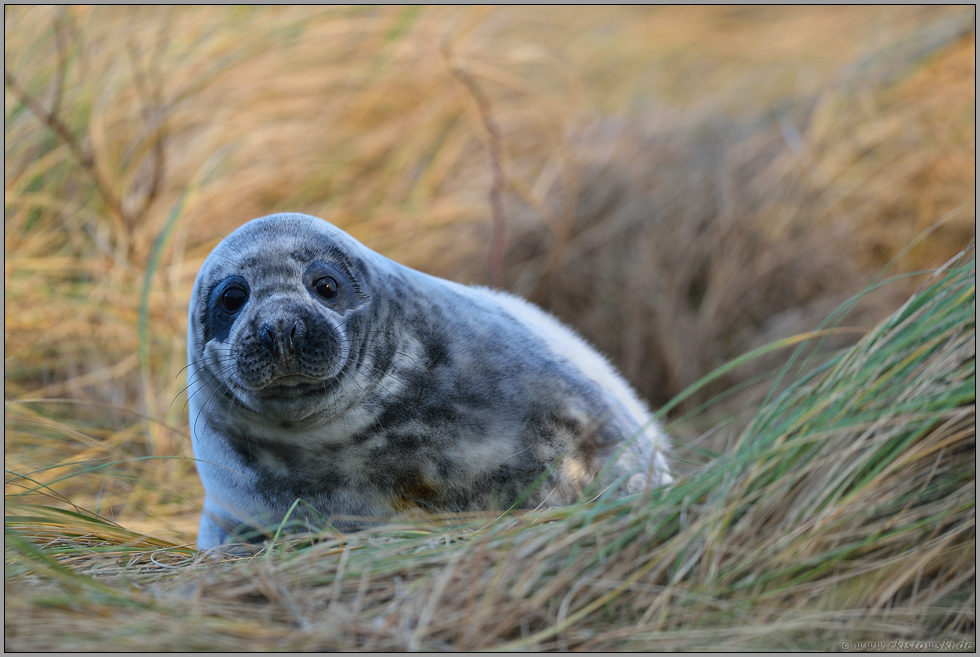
[260,325,276,356]
[286,321,304,352]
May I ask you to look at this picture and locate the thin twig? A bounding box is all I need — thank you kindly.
[4,66,126,222]
[444,44,507,288]
[125,36,168,224]
[51,8,71,119]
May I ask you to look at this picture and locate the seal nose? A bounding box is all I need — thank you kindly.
[259,319,306,359]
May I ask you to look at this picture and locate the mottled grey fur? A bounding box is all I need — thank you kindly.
[187,213,671,550]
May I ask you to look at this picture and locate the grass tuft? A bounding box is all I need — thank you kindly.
[5,251,974,651]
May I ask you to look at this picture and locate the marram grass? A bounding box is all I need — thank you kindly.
[5,250,974,651]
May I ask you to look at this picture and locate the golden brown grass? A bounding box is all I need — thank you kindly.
[4,6,976,650]
[5,249,975,650]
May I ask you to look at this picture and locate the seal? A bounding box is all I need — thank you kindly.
[187,213,671,550]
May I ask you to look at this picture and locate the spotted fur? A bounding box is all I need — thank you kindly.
[187,213,671,549]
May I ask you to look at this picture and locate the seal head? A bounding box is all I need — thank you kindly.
[187,213,671,549]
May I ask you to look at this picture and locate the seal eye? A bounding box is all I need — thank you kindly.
[314,276,339,300]
[220,286,248,313]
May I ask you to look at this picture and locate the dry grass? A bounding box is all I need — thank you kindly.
[5,250,975,650]
[4,6,976,650]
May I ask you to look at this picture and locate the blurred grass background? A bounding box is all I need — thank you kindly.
[4,6,976,650]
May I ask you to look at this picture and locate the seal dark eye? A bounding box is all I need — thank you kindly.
[220,286,248,313]
[314,276,339,300]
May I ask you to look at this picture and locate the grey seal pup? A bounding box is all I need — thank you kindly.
[187,213,671,550]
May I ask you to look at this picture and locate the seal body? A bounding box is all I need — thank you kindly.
[187,213,671,549]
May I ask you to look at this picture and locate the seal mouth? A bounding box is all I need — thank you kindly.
[255,373,346,402]
[264,373,321,387]
[224,370,328,400]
